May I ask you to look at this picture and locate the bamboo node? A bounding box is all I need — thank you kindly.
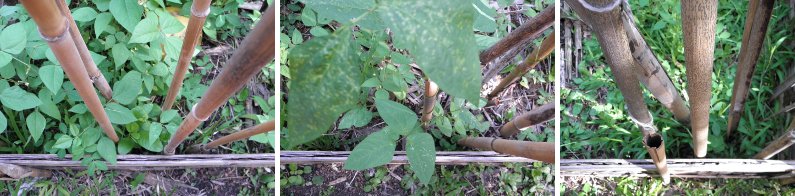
[191,4,211,17]
[191,104,210,121]
[628,110,656,133]
[38,18,69,42]
[578,0,621,13]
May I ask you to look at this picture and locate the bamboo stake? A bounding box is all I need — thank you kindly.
[619,3,690,123]
[486,33,555,102]
[162,0,213,110]
[164,6,275,155]
[643,132,669,183]
[458,137,554,163]
[481,6,554,83]
[499,102,554,137]
[681,0,718,157]
[420,78,438,128]
[727,0,775,135]
[55,0,112,99]
[754,116,795,159]
[203,120,275,149]
[770,66,795,101]
[19,0,118,142]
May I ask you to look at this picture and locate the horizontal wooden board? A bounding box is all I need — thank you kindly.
[280,151,539,165]
[561,159,795,179]
[0,154,274,170]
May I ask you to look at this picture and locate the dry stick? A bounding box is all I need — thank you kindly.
[754,116,795,159]
[162,0,213,110]
[727,0,775,135]
[457,137,554,163]
[164,6,275,155]
[486,33,555,102]
[481,6,554,83]
[681,0,718,158]
[566,0,670,183]
[55,0,113,99]
[203,120,275,149]
[770,72,795,101]
[19,0,118,142]
[499,102,554,137]
[620,4,690,123]
[420,79,438,128]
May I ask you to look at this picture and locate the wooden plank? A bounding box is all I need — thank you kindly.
[561,159,795,178]
[0,154,274,170]
[280,151,538,165]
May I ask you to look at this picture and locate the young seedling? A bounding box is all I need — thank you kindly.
[19,0,118,142]
[499,102,554,137]
[681,0,718,157]
[458,137,554,163]
[486,33,555,103]
[162,0,213,110]
[164,6,275,155]
[55,0,113,99]
[420,78,438,128]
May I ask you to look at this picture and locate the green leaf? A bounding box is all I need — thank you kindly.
[71,7,98,22]
[344,130,396,170]
[129,16,160,43]
[0,52,11,69]
[111,44,131,69]
[160,109,178,123]
[300,0,384,29]
[38,98,61,120]
[69,104,88,114]
[338,107,373,129]
[97,137,117,164]
[437,117,453,137]
[286,30,362,147]
[39,65,64,95]
[105,103,137,124]
[0,86,42,111]
[94,12,113,38]
[109,0,143,32]
[375,98,417,135]
[379,0,481,102]
[53,135,73,149]
[148,123,162,146]
[117,138,135,155]
[112,71,142,105]
[158,11,185,34]
[0,23,26,54]
[26,111,46,142]
[0,112,6,134]
[406,132,435,184]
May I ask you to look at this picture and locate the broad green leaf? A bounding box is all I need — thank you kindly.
[71,7,98,22]
[105,103,137,124]
[437,117,453,137]
[53,135,73,149]
[338,107,373,129]
[148,123,162,146]
[26,111,45,142]
[109,0,143,32]
[38,98,61,120]
[117,138,135,155]
[286,30,362,147]
[129,16,160,43]
[158,11,185,34]
[38,65,64,95]
[0,86,42,111]
[0,23,27,54]
[375,98,417,134]
[379,0,481,103]
[406,132,435,184]
[94,13,113,38]
[472,0,497,33]
[0,112,5,134]
[344,130,396,170]
[69,104,88,114]
[111,43,131,69]
[300,0,383,30]
[160,109,178,123]
[97,137,117,164]
[0,52,11,68]
[112,71,142,105]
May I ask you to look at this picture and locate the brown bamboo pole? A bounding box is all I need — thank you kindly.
[19,0,118,142]
[420,78,438,128]
[681,0,718,157]
[486,33,555,102]
[643,132,669,183]
[164,6,275,155]
[203,120,275,149]
[754,116,795,159]
[162,0,213,110]
[499,102,554,137]
[55,0,112,99]
[727,0,775,136]
[481,6,554,83]
[619,3,690,123]
[458,137,554,163]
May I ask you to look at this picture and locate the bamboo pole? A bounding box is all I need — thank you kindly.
[486,33,555,102]
[481,6,554,83]
[420,79,438,128]
[164,6,275,155]
[162,0,213,110]
[55,0,112,99]
[458,137,554,163]
[203,120,275,149]
[727,0,775,135]
[19,0,118,142]
[499,102,554,137]
[681,0,718,157]
[643,132,669,183]
[619,3,690,123]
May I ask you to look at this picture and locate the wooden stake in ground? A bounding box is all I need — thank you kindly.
[727,0,775,135]
[19,0,118,142]
[681,0,718,157]
[499,102,554,137]
[162,0,213,110]
[203,120,275,149]
[164,6,275,155]
[486,33,555,102]
[458,137,554,163]
[55,0,113,99]
[481,6,554,83]
[420,78,438,128]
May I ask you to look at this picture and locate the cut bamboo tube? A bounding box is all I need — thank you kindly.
[458,137,554,163]
[480,6,554,82]
[55,0,112,99]
[420,78,438,128]
[162,0,213,110]
[681,0,718,157]
[619,3,690,123]
[643,132,669,184]
[20,0,118,142]
[754,116,795,159]
[486,33,555,102]
[727,0,774,135]
[164,6,275,155]
[499,102,554,137]
[203,120,275,149]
